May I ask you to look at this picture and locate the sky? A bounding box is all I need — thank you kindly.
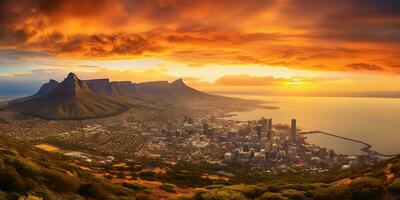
[1,0,400,96]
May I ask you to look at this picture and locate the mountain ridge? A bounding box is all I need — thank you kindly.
[7,72,253,120]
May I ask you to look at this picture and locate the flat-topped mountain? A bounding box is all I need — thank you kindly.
[7,72,254,120]
[9,73,130,120]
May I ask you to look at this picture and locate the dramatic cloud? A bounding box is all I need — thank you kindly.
[0,0,400,74]
[345,63,383,71]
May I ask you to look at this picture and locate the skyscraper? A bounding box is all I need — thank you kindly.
[290,119,297,143]
[267,118,272,139]
[203,123,209,135]
[268,119,272,130]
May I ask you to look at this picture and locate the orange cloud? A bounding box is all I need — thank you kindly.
[1,0,400,74]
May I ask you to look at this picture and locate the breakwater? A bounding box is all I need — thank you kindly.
[300,131,398,157]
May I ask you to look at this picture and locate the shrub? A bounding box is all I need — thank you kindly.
[257,192,285,200]
[6,157,41,177]
[348,177,385,200]
[227,184,266,199]
[77,183,115,200]
[388,178,400,194]
[159,184,176,193]
[122,182,147,191]
[267,185,281,193]
[205,185,225,190]
[281,189,305,200]
[172,194,194,200]
[18,195,43,200]
[312,185,351,200]
[5,192,20,200]
[135,193,157,200]
[0,191,6,200]
[194,189,247,200]
[30,188,62,200]
[43,170,78,193]
[0,169,26,192]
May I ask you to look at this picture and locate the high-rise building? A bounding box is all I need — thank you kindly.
[290,119,297,143]
[203,123,209,135]
[255,125,262,138]
[268,119,272,130]
[267,118,272,139]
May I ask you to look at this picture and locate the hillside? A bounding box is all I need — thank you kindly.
[0,135,399,200]
[8,73,131,120]
[0,135,153,200]
[179,156,400,200]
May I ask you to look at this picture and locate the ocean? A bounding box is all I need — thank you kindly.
[225,95,400,155]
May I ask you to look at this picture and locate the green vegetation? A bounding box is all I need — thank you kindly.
[348,177,385,200]
[1,135,400,200]
[122,182,148,191]
[193,189,247,200]
[159,184,176,193]
[256,192,285,200]
[189,178,399,200]
[0,136,151,200]
[388,178,400,194]
[15,73,131,120]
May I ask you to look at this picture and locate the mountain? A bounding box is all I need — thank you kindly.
[34,79,60,97]
[9,79,60,104]
[85,78,219,105]
[9,73,130,120]
[8,72,257,120]
[84,79,155,104]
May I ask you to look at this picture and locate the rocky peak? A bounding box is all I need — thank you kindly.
[66,72,79,81]
[171,78,186,86]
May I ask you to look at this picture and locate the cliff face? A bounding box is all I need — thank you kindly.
[34,79,59,97]
[84,79,111,94]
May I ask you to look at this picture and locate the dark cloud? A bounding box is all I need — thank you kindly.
[281,0,400,43]
[0,0,41,46]
[0,49,50,60]
[31,33,163,58]
[0,0,400,73]
[345,63,383,71]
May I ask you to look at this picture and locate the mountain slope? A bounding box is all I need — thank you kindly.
[11,73,130,120]
[0,135,148,200]
[8,72,260,120]
[9,79,59,104]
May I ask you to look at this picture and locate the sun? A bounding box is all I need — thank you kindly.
[287,78,303,86]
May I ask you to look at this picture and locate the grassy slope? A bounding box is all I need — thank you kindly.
[179,157,400,200]
[0,136,152,200]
